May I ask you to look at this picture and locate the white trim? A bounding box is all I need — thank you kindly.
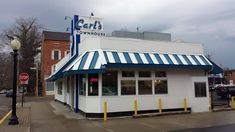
[106,51,115,63]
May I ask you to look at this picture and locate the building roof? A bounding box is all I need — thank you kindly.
[43,31,70,41]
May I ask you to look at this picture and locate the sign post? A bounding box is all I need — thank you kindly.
[19,73,29,107]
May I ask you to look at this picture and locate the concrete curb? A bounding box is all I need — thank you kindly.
[133,111,191,118]
[212,108,234,112]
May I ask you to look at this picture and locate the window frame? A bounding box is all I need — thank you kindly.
[194,82,207,97]
[51,49,61,60]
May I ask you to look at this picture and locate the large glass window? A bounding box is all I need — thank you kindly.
[121,80,136,95]
[102,71,117,96]
[79,75,86,95]
[122,71,135,77]
[139,71,151,77]
[154,80,168,94]
[88,74,99,96]
[138,80,152,95]
[194,82,207,97]
[57,82,62,95]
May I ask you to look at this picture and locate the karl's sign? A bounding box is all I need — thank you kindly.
[74,15,105,36]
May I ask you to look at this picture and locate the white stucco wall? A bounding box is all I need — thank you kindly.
[79,36,204,55]
[79,69,209,114]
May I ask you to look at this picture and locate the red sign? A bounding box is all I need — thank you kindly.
[19,73,29,84]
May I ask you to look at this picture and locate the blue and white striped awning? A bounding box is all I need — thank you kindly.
[63,50,212,74]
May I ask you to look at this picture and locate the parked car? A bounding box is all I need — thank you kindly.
[216,85,235,99]
[0,89,7,94]
[5,89,13,97]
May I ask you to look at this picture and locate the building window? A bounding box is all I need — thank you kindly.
[52,50,61,60]
[122,71,135,77]
[121,80,136,95]
[80,75,86,95]
[194,82,207,97]
[139,71,151,77]
[88,74,99,96]
[102,71,117,96]
[138,80,152,95]
[154,80,168,94]
[67,77,70,93]
[155,71,166,77]
[57,82,62,95]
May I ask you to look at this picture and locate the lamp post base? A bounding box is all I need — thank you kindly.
[8,115,19,125]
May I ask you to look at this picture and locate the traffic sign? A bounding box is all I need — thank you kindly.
[19,72,29,85]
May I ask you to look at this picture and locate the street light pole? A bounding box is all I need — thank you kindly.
[8,37,21,125]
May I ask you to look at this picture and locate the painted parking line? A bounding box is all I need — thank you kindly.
[0,110,12,125]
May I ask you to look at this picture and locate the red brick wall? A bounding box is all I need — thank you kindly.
[41,39,70,95]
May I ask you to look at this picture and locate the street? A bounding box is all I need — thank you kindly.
[0,94,11,119]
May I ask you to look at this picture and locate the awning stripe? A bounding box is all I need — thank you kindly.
[182,55,192,65]
[169,54,178,65]
[195,55,205,65]
[134,53,143,64]
[154,54,164,64]
[78,52,89,70]
[83,52,94,70]
[112,52,121,63]
[61,50,214,73]
[173,54,183,65]
[191,55,201,65]
[144,53,154,64]
[199,55,210,65]
[118,52,127,63]
[89,51,99,69]
[160,54,169,64]
[129,52,138,64]
[139,53,149,64]
[123,52,132,63]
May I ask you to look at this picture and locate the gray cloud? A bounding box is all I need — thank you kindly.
[0,0,235,68]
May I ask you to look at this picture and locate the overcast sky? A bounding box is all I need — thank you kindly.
[0,0,235,68]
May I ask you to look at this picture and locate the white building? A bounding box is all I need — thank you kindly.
[48,15,220,118]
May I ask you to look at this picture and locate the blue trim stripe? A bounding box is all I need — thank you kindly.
[154,54,164,64]
[163,54,173,64]
[190,55,201,65]
[182,55,192,65]
[173,54,183,65]
[123,52,132,63]
[144,53,154,64]
[199,55,210,65]
[89,51,99,69]
[76,35,80,55]
[112,52,121,63]
[103,51,109,63]
[134,53,143,64]
[78,52,89,70]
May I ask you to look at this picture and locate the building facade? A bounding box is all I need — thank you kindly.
[48,15,220,118]
[224,69,235,84]
[41,31,70,95]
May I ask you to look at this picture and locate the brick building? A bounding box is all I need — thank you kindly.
[41,31,70,95]
[224,69,235,85]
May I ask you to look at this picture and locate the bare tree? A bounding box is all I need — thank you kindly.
[1,17,42,94]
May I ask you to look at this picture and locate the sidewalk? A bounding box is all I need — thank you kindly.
[0,105,30,132]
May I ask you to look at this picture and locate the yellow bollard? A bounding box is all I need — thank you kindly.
[134,100,138,116]
[158,98,162,113]
[232,97,235,110]
[104,101,107,121]
[184,97,187,112]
